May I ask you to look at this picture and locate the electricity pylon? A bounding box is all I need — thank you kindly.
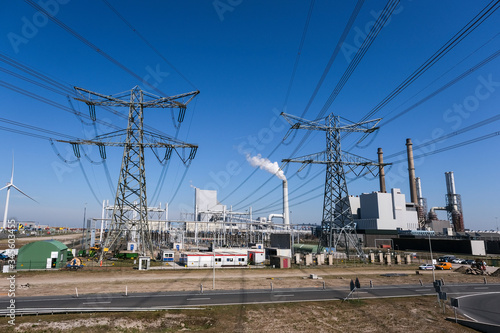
[61,86,199,260]
[281,113,387,259]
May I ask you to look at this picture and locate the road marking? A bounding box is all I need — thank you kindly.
[415,289,431,292]
[186,298,211,300]
[82,301,111,304]
[473,287,489,290]
[274,294,294,297]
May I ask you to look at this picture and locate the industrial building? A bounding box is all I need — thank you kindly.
[17,240,68,270]
[350,188,419,230]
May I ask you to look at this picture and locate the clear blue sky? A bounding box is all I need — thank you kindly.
[0,1,499,230]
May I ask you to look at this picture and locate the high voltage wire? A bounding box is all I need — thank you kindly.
[252,113,500,213]
[0,117,76,140]
[358,0,500,124]
[101,0,197,90]
[286,0,400,158]
[232,1,499,210]
[255,130,500,215]
[388,131,500,164]
[282,0,316,109]
[0,52,176,137]
[346,42,500,150]
[299,0,365,119]
[24,0,165,96]
[219,0,367,204]
[381,36,500,127]
[0,80,121,131]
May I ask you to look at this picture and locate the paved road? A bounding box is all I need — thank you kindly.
[1,283,500,315]
[454,291,500,326]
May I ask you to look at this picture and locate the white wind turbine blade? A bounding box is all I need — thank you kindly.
[10,155,14,184]
[10,184,38,203]
[0,185,10,191]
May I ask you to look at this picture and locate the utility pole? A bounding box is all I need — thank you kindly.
[62,86,199,260]
[281,113,388,259]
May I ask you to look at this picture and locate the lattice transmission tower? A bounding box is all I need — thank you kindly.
[61,86,199,259]
[281,113,386,258]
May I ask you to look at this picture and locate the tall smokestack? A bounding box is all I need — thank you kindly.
[377,148,386,193]
[406,138,418,205]
[415,177,423,207]
[283,180,289,228]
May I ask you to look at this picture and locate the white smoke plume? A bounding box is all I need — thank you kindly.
[246,154,286,181]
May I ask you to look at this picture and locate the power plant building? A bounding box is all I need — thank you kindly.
[351,188,419,230]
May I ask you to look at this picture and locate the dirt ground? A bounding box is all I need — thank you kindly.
[0,296,478,333]
[1,264,495,332]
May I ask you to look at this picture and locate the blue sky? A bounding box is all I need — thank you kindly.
[0,1,499,230]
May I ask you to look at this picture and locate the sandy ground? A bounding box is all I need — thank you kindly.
[0,233,81,248]
[0,264,493,332]
[2,264,498,297]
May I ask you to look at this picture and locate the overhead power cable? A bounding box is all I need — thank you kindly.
[382,47,500,127]
[388,131,500,164]
[101,0,197,90]
[286,0,400,163]
[24,0,168,96]
[282,0,316,109]
[0,80,121,131]
[0,117,77,140]
[256,130,500,214]
[219,0,368,204]
[359,0,500,123]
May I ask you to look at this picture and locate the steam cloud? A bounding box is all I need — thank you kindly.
[246,154,286,181]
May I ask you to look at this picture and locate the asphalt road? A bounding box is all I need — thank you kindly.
[1,283,500,316]
[454,291,500,326]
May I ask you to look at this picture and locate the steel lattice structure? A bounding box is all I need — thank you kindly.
[281,113,386,258]
[61,86,199,259]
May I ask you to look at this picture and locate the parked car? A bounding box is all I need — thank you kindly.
[435,262,452,270]
[451,258,464,264]
[419,264,434,270]
[438,255,456,262]
[461,259,475,265]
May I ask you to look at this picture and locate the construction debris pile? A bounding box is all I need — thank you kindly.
[454,265,490,275]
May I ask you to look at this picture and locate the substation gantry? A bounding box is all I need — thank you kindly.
[60,86,199,260]
[281,113,389,259]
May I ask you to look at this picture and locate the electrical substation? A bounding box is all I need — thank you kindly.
[53,93,499,269]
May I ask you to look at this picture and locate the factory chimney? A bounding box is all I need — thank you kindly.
[246,153,289,228]
[406,138,418,205]
[283,180,290,228]
[377,148,386,193]
[445,171,465,232]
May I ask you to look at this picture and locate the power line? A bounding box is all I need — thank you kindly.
[219,0,368,204]
[285,0,400,165]
[23,0,166,96]
[101,0,197,90]
[359,0,500,123]
[381,36,500,127]
[282,0,316,109]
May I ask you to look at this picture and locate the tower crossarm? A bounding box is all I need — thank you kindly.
[281,112,381,133]
[74,86,199,108]
[283,151,389,167]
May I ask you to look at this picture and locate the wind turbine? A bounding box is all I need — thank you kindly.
[1,157,37,229]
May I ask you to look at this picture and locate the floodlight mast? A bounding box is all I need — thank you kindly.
[62,86,199,261]
[281,113,388,259]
